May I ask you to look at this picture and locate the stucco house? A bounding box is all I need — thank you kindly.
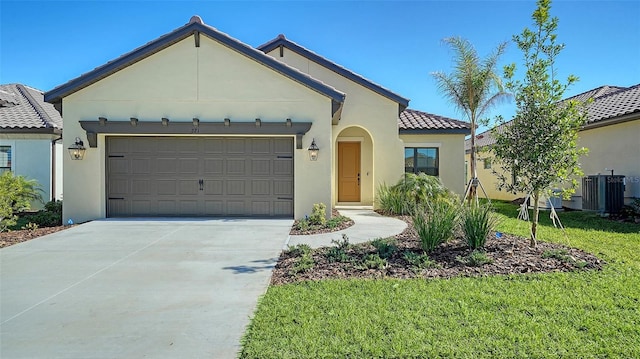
[44,16,470,222]
[1,83,64,209]
[465,84,640,208]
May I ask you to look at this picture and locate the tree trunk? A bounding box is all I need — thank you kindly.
[467,119,478,204]
[530,190,539,247]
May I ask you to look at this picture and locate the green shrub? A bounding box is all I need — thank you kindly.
[24,200,62,228]
[308,203,327,226]
[461,203,498,250]
[326,214,350,229]
[456,250,493,267]
[376,183,411,215]
[403,251,440,270]
[376,173,458,215]
[285,244,312,257]
[0,171,43,232]
[289,253,315,275]
[356,254,387,270]
[370,238,398,259]
[325,235,352,263]
[21,222,39,232]
[413,200,460,253]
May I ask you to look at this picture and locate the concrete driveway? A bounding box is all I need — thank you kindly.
[0,218,292,358]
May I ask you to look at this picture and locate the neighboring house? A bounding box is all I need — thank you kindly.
[45,16,469,222]
[465,84,640,208]
[0,83,63,209]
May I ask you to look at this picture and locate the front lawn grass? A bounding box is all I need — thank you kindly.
[240,202,640,358]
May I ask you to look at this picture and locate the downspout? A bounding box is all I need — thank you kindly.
[51,135,63,201]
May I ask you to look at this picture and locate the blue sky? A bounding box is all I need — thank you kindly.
[1,0,639,126]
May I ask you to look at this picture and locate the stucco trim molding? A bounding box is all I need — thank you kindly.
[79,120,312,149]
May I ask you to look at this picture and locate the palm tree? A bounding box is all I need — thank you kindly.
[432,37,509,202]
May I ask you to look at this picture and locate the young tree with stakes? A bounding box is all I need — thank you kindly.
[432,37,509,203]
[492,0,588,246]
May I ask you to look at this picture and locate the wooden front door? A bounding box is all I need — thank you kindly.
[338,142,361,202]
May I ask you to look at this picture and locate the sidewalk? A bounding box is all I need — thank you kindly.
[286,209,407,249]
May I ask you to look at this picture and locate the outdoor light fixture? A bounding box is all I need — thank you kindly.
[308,138,319,161]
[68,137,86,160]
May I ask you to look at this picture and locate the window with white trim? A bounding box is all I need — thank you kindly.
[404,147,439,176]
[0,146,11,173]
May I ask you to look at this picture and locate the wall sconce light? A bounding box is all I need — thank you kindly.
[68,137,86,160]
[308,138,319,161]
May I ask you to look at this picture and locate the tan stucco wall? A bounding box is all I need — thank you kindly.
[266,47,405,207]
[568,119,640,208]
[0,135,62,209]
[62,36,333,222]
[401,134,467,197]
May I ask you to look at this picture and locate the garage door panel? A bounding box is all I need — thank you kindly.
[251,138,271,154]
[157,180,177,195]
[252,180,270,195]
[226,180,246,196]
[204,180,223,195]
[226,200,246,215]
[273,180,293,196]
[179,180,199,195]
[179,158,199,174]
[157,158,177,173]
[158,201,176,215]
[227,139,246,154]
[107,136,293,217]
[274,138,293,154]
[132,179,152,195]
[204,159,223,174]
[109,179,129,196]
[178,138,199,153]
[132,159,151,174]
[132,139,155,153]
[273,160,292,176]
[252,201,270,216]
[274,201,293,216]
[109,158,129,174]
[204,138,224,154]
[251,159,270,175]
[131,200,151,214]
[226,159,247,175]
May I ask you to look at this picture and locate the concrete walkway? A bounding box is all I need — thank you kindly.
[0,218,292,359]
[287,209,407,249]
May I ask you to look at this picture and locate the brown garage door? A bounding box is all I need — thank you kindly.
[106,136,293,217]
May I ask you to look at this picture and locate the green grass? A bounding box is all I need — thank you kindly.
[240,202,640,358]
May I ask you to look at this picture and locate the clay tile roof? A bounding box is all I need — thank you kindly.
[0,84,63,131]
[399,109,471,133]
[464,84,640,151]
[586,84,640,124]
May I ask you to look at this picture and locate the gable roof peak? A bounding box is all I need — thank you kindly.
[188,15,203,25]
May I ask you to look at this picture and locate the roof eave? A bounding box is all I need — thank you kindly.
[582,111,640,131]
[0,127,62,135]
[399,128,471,135]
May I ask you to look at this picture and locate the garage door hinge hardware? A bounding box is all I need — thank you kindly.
[199,179,204,191]
[277,155,293,159]
[277,197,293,201]
[108,197,125,200]
[108,155,125,158]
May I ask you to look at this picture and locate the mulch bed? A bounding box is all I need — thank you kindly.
[272,218,604,285]
[289,208,355,235]
[0,226,73,248]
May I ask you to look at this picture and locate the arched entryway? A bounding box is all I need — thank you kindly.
[334,126,374,205]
